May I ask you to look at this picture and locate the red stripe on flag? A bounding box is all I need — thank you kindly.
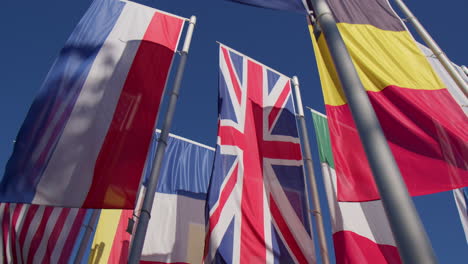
[240,60,266,263]
[58,209,86,263]
[27,207,54,264]
[203,164,239,260]
[83,12,184,208]
[262,140,302,161]
[221,47,242,104]
[42,208,71,264]
[270,196,308,264]
[327,86,468,201]
[333,231,401,264]
[268,81,291,130]
[18,205,39,263]
[10,204,23,264]
[108,210,133,264]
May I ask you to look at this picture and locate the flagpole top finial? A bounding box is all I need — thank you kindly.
[291,76,299,87]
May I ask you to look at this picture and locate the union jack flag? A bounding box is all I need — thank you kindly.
[204,45,315,263]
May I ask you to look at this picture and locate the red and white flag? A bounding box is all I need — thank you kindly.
[0,203,88,264]
[311,110,401,264]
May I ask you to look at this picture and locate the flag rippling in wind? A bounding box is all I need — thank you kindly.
[1,0,185,209]
[0,203,89,264]
[87,131,215,264]
[311,110,401,264]
[309,0,468,202]
[204,44,315,263]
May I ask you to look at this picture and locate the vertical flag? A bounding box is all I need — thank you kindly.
[205,44,315,263]
[418,41,468,246]
[311,110,401,264]
[87,131,215,264]
[0,203,88,264]
[309,0,468,202]
[1,0,185,209]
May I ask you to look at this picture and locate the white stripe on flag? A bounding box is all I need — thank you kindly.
[22,206,45,263]
[453,188,468,244]
[33,3,156,207]
[14,204,29,264]
[418,43,468,114]
[141,193,206,263]
[321,164,396,246]
[0,203,6,261]
[50,208,79,263]
[32,207,62,263]
[5,204,16,263]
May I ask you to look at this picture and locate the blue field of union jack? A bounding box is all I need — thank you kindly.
[204,44,316,264]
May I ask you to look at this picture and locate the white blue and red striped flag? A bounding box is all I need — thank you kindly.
[204,44,315,263]
[0,0,185,209]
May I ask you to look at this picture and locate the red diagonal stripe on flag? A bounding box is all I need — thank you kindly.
[222,47,242,104]
[270,196,308,264]
[268,82,291,130]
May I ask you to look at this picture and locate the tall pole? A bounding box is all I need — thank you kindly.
[291,76,330,264]
[127,15,196,264]
[308,0,438,263]
[393,0,468,98]
[74,209,101,264]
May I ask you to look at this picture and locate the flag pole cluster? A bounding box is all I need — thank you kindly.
[1,0,467,263]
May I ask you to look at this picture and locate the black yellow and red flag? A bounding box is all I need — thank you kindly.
[310,0,468,202]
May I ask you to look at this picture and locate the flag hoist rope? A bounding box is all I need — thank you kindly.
[292,76,330,264]
[127,15,196,264]
[307,0,438,263]
[393,0,468,97]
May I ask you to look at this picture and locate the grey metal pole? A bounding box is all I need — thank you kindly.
[127,15,196,264]
[291,76,330,264]
[74,209,100,264]
[462,66,468,77]
[308,0,437,263]
[393,0,468,98]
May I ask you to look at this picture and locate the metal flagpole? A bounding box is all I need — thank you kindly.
[308,0,438,263]
[291,76,330,264]
[74,209,100,264]
[462,66,468,77]
[127,15,197,264]
[393,0,468,98]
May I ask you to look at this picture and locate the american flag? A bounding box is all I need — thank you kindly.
[204,45,315,263]
[0,203,88,263]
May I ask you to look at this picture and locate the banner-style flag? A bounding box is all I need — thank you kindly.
[309,0,468,202]
[311,110,401,264]
[227,0,309,14]
[0,203,88,264]
[453,188,468,245]
[1,0,185,209]
[88,131,215,264]
[205,44,315,263]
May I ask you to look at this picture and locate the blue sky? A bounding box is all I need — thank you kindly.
[0,0,466,263]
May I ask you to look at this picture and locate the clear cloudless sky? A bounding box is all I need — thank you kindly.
[0,0,466,263]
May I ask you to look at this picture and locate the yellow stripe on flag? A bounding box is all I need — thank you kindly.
[309,23,446,106]
[88,210,122,264]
